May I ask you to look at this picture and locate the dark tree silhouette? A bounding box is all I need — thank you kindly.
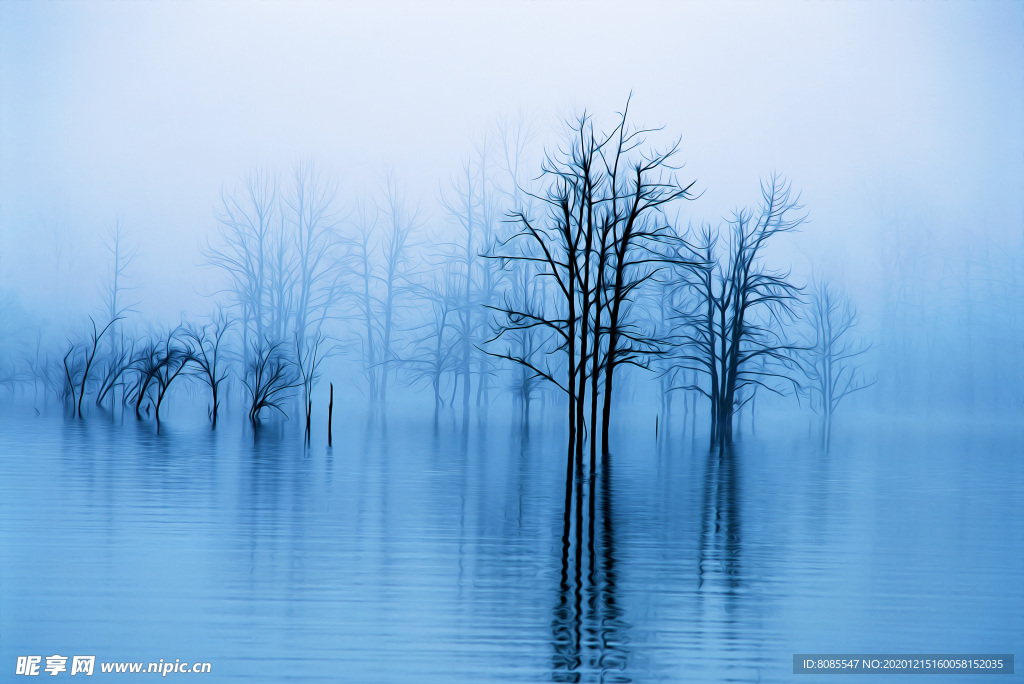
[62,347,79,410]
[488,102,696,466]
[151,328,190,428]
[61,317,119,417]
[128,339,166,418]
[596,112,697,454]
[183,314,232,427]
[672,175,805,445]
[122,328,190,425]
[94,336,133,410]
[244,340,298,423]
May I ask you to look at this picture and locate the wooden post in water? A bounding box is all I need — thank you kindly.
[328,383,334,447]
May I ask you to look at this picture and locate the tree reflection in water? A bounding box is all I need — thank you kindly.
[551,447,630,683]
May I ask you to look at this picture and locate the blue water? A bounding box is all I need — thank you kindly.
[1,405,1021,682]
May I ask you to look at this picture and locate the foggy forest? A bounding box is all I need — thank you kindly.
[1,2,1021,683]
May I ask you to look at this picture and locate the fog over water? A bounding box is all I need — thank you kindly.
[2,3,1020,330]
[0,2,1022,682]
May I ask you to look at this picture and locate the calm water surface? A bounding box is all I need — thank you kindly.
[1,405,1021,682]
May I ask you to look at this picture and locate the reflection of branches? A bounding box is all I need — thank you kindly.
[551,453,629,682]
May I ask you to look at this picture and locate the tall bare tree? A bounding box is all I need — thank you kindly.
[488,102,696,469]
[295,330,328,439]
[95,221,138,410]
[204,168,279,370]
[284,161,345,352]
[491,113,546,425]
[375,173,419,405]
[439,135,500,418]
[348,200,384,402]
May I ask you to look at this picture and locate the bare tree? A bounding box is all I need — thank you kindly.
[348,200,384,402]
[204,169,279,370]
[62,346,79,411]
[62,317,119,417]
[295,330,329,439]
[25,328,47,408]
[488,103,695,466]
[151,328,191,429]
[206,163,347,426]
[341,179,419,407]
[183,314,232,427]
[122,328,190,425]
[439,133,503,417]
[595,108,697,453]
[375,173,419,404]
[672,175,806,445]
[244,340,298,423]
[94,335,134,410]
[649,279,693,427]
[100,221,138,358]
[493,112,543,425]
[799,277,875,448]
[284,161,345,352]
[127,339,166,419]
[400,262,461,418]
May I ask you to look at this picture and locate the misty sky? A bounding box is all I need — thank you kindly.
[1,1,1021,323]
